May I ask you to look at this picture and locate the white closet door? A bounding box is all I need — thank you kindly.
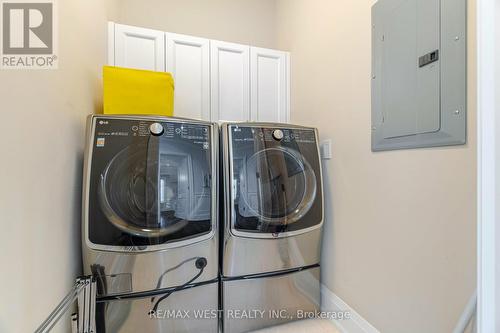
[166,33,210,121]
[113,23,165,71]
[210,41,250,122]
[250,47,290,123]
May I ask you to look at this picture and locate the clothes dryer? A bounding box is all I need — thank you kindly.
[220,123,323,333]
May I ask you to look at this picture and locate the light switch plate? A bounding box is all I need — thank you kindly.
[320,140,332,160]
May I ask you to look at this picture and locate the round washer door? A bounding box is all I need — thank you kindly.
[99,142,188,238]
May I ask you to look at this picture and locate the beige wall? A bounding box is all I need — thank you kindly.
[0,0,118,331]
[275,0,476,332]
[117,0,277,48]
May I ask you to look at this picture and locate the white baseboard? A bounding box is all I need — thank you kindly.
[321,284,380,333]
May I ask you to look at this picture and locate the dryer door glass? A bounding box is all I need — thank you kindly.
[88,119,213,248]
[229,126,323,235]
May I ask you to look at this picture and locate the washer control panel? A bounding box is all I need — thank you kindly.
[93,117,211,149]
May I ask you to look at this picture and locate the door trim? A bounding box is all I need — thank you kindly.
[477,0,499,331]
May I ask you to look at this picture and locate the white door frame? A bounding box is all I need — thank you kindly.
[477,0,499,331]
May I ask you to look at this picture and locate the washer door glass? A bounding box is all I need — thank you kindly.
[230,126,323,235]
[88,120,213,248]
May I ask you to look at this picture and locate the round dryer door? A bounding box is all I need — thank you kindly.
[240,147,316,224]
[229,125,323,236]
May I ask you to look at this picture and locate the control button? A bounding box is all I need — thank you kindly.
[272,129,284,141]
[149,123,164,136]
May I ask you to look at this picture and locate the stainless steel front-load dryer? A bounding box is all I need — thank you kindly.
[221,123,324,333]
[82,115,218,333]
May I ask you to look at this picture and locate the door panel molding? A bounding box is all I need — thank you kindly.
[250,47,290,123]
[210,40,250,122]
[166,33,210,121]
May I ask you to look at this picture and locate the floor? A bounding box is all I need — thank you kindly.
[250,319,340,333]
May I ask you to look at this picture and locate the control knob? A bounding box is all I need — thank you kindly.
[149,123,164,136]
[272,129,284,141]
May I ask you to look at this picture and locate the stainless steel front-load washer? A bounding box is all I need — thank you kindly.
[82,115,218,333]
[221,123,324,333]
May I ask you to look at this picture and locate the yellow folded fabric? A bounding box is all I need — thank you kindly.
[103,66,174,116]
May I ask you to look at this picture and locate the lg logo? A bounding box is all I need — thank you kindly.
[1,0,57,69]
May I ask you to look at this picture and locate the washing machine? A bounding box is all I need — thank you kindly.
[82,115,219,333]
[220,123,324,333]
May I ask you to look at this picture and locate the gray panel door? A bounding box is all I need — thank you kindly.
[381,0,440,139]
[371,0,466,151]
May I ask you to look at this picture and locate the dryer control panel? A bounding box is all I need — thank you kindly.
[230,126,317,145]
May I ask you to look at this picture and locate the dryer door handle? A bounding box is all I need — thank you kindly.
[145,135,161,228]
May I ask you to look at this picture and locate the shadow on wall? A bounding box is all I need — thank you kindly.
[319,157,335,283]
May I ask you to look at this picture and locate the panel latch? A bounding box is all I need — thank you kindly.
[419,49,439,67]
